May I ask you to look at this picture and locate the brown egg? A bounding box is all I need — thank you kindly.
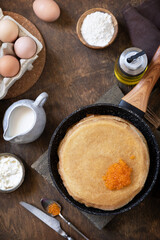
[33,0,60,22]
[14,37,37,59]
[0,20,19,43]
[0,55,20,77]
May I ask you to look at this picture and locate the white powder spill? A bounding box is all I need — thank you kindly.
[81,11,115,47]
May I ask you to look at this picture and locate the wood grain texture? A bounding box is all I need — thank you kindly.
[0,0,160,240]
[122,46,160,112]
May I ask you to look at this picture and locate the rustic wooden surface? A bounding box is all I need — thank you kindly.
[0,0,160,240]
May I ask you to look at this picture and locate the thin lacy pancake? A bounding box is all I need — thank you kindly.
[58,115,150,210]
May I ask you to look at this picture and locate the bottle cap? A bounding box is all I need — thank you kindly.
[119,47,148,76]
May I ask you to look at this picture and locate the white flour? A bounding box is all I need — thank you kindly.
[81,11,114,47]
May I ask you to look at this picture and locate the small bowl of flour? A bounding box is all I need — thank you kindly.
[76,8,118,49]
[0,153,25,193]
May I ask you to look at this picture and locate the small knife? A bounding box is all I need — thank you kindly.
[20,201,74,240]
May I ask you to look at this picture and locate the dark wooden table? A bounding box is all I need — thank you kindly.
[0,0,160,240]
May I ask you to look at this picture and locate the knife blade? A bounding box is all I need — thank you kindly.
[20,201,74,240]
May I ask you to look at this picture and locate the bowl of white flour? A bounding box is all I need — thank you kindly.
[0,153,25,193]
[76,8,118,49]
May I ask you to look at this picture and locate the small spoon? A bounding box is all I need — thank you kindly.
[41,198,89,240]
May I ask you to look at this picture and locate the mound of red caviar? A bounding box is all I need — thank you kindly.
[103,159,132,190]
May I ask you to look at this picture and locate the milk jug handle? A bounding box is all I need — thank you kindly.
[34,92,48,107]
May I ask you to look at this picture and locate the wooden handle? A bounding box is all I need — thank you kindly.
[122,46,160,113]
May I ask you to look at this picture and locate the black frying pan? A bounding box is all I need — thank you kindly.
[48,47,160,215]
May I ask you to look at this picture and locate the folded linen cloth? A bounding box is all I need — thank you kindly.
[137,0,160,30]
[123,1,160,62]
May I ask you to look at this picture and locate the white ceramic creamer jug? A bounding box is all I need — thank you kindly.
[3,92,48,144]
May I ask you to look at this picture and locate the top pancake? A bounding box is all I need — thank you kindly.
[58,115,150,210]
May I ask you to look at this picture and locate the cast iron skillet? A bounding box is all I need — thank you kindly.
[48,47,160,215]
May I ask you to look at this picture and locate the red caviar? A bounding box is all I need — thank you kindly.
[48,203,60,216]
[103,159,132,190]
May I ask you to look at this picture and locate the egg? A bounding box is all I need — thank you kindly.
[0,55,20,77]
[33,0,60,22]
[14,37,37,59]
[0,20,19,43]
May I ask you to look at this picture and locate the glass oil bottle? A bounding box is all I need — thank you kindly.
[114,47,148,92]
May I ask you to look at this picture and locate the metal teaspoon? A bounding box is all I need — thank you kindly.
[41,198,89,240]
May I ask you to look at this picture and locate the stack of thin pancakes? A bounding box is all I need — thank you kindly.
[58,115,150,210]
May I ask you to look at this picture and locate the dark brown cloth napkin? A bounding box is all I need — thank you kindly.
[137,0,160,30]
[123,0,160,61]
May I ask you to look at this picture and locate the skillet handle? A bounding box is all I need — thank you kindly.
[120,46,160,114]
